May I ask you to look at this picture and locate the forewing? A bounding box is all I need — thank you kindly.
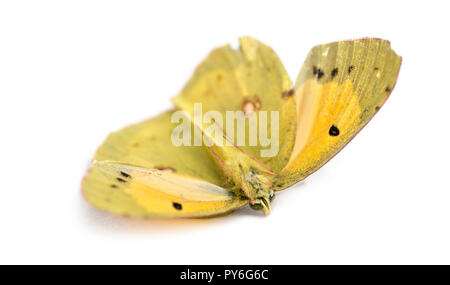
[275,38,402,190]
[172,37,297,174]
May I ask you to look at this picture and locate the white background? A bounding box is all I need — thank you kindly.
[1,1,449,265]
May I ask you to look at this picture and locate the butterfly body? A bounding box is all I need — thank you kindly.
[82,37,401,218]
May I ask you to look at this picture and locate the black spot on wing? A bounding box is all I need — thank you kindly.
[331,68,339,79]
[120,171,131,178]
[385,86,392,93]
[313,65,324,79]
[329,125,340,136]
[348,65,355,74]
[110,184,118,188]
[172,202,183,210]
[116,177,127,183]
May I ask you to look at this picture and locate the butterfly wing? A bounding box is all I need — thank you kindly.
[82,110,248,218]
[274,38,402,190]
[83,161,247,218]
[171,37,297,174]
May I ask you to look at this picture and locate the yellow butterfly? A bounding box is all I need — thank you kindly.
[82,37,401,218]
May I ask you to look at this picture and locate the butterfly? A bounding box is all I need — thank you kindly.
[82,37,401,218]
